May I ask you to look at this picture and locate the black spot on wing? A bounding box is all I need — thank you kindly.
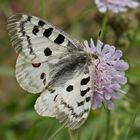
[54,94,58,101]
[40,73,46,79]
[66,85,73,92]
[67,40,71,46]
[26,35,31,45]
[27,16,32,21]
[81,87,90,96]
[43,28,53,38]
[38,20,45,26]
[86,97,91,102]
[77,101,84,106]
[81,77,90,85]
[40,73,46,85]
[43,79,46,85]
[29,47,33,54]
[44,48,52,56]
[32,26,39,35]
[84,109,89,113]
[71,112,78,118]
[51,89,56,93]
[54,34,64,44]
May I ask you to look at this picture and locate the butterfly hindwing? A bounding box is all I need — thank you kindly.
[56,65,93,129]
[16,55,51,93]
[35,64,94,129]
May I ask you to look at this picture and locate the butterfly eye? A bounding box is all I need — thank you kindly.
[92,54,98,59]
[32,63,41,68]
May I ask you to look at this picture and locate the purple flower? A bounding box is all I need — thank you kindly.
[84,39,129,110]
[94,0,139,13]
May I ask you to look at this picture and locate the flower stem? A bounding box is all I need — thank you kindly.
[123,103,140,140]
[48,126,64,140]
[105,109,111,140]
[100,12,108,40]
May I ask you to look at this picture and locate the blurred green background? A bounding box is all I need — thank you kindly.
[0,0,140,140]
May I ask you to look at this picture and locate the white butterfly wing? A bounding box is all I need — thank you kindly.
[35,65,94,129]
[16,55,51,93]
[7,14,94,129]
[7,14,84,62]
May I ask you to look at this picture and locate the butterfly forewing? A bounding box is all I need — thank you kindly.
[7,14,84,62]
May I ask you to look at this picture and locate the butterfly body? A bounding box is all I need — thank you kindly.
[7,14,94,129]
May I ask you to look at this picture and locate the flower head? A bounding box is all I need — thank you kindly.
[94,0,139,13]
[84,39,129,110]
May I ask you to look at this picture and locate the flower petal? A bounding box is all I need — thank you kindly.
[102,45,116,60]
[115,75,127,85]
[104,92,112,100]
[111,50,122,60]
[94,0,139,13]
[96,40,103,55]
[114,60,129,71]
[90,38,96,52]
